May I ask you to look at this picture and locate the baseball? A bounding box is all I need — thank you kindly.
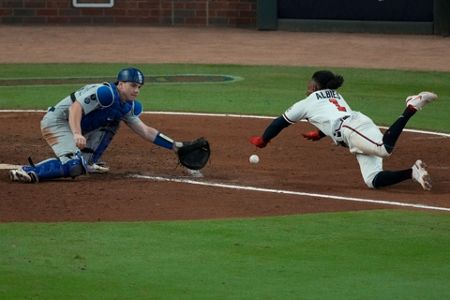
[249,154,260,164]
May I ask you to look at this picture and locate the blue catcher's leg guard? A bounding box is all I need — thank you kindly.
[19,152,87,183]
[92,127,116,163]
[83,124,119,164]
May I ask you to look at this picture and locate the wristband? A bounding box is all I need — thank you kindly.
[153,132,174,150]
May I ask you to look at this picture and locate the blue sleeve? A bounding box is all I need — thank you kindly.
[262,116,291,142]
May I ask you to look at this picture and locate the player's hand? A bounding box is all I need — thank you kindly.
[302,130,324,141]
[249,136,268,148]
[73,133,86,149]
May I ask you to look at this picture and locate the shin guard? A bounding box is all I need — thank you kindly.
[23,152,87,182]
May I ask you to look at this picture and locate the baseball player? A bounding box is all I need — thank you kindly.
[250,70,437,191]
[10,67,184,183]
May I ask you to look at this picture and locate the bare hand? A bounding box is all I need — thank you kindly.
[73,133,86,149]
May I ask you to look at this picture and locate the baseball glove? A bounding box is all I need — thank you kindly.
[177,137,210,170]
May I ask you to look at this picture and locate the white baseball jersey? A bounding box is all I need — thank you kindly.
[282,89,390,188]
[283,89,352,144]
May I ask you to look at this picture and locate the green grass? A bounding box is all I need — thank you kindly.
[1,211,449,299]
[0,63,449,132]
[1,63,449,299]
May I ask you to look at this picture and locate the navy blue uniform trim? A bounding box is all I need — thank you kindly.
[262,116,291,143]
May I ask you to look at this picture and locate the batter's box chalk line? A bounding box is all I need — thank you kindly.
[129,174,450,213]
[0,163,22,170]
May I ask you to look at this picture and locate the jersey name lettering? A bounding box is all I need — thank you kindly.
[315,90,340,100]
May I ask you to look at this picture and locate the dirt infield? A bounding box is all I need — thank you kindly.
[1,27,449,221]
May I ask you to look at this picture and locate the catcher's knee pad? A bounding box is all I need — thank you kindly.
[63,155,87,178]
[23,152,87,182]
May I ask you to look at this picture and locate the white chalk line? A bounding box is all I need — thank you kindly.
[0,164,21,170]
[1,109,449,137]
[130,174,450,212]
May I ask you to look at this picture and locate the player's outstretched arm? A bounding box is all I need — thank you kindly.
[126,119,209,170]
[127,119,182,151]
[250,116,291,148]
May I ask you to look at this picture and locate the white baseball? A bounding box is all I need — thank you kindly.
[249,154,260,164]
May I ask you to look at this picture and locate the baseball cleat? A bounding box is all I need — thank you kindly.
[87,163,110,174]
[406,91,437,111]
[9,168,37,183]
[412,160,432,191]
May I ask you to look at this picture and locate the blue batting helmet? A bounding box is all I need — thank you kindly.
[117,67,145,85]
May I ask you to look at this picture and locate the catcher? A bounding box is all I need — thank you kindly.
[9,67,210,183]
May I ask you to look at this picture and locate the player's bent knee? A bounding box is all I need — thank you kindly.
[62,153,87,178]
[363,172,378,189]
[365,179,376,189]
[369,146,391,158]
[379,148,391,158]
[64,159,85,177]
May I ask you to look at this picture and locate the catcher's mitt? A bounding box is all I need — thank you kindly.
[177,137,210,170]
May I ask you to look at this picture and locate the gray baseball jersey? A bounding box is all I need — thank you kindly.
[41,83,141,163]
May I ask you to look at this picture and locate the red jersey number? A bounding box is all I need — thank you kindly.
[329,98,347,112]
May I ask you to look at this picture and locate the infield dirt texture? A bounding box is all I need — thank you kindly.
[0,27,449,221]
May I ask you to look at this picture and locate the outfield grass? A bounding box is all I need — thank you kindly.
[1,64,449,299]
[1,211,449,299]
